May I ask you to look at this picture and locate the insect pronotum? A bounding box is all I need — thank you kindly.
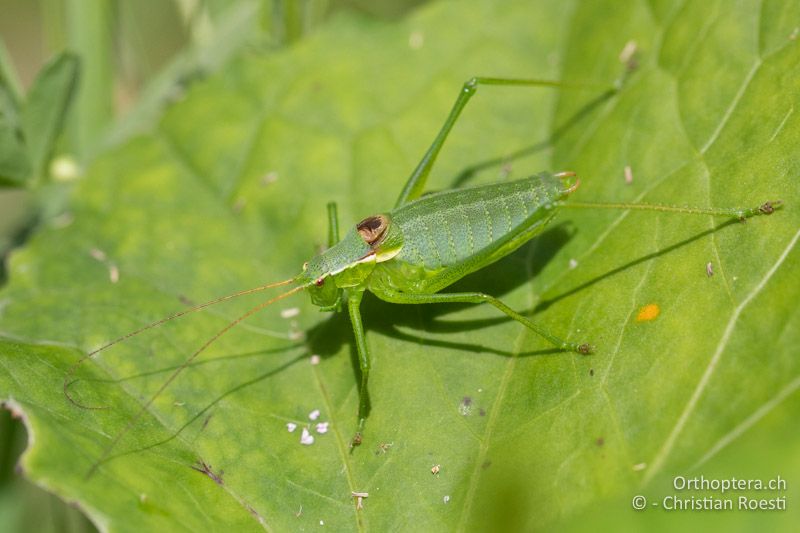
[64,76,782,476]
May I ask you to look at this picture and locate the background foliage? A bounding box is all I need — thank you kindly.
[1,0,799,531]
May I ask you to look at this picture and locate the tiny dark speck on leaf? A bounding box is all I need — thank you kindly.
[589,368,594,377]
[191,460,224,485]
[596,437,605,447]
[481,460,492,470]
[458,396,473,415]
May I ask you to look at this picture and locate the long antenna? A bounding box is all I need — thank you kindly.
[63,277,296,409]
[85,283,307,479]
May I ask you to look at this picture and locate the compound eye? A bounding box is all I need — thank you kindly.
[356,214,389,247]
[302,262,309,271]
[315,277,325,287]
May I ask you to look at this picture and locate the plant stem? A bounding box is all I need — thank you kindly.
[65,0,113,160]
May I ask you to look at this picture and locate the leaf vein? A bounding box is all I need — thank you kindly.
[643,225,800,484]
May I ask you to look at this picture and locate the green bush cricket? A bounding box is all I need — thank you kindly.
[64,76,782,476]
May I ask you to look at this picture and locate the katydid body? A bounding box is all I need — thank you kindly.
[301,172,587,437]
[304,173,575,304]
[67,76,782,472]
[299,168,779,439]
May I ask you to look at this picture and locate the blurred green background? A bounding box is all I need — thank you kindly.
[0,1,428,531]
[2,1,798,531]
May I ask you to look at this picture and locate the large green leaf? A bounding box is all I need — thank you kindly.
[1,0,799,531]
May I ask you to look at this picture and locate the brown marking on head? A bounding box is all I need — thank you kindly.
[357,215,389,247]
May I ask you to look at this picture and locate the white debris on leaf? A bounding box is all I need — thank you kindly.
[351,491,368,510]
[287,422,297,433]
[568,258,578,270]
[89,248,106,261]
[300,428,315,445]
[109,264,120,283]
[618,40,638,70]
[88,248,119,283]
[315,422,329,434]
[408,30,424,49]
[308,409,321,421]
[280,307,300,319]
[310,354,321,365]
[624,165,634,184]
[443,495,450,504]
[261,171,278,186]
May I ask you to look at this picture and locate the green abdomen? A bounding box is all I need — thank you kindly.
[391,175,560,271]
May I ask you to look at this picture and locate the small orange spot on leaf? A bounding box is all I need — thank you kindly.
[636,303,660,322]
